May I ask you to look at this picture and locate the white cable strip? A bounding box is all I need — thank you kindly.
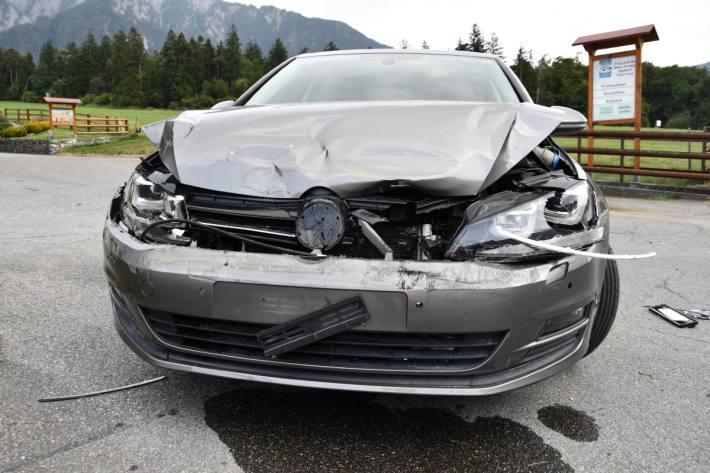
[496,228,656,260]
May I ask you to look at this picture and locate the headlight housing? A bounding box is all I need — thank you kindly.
[121,172,184,234]
[446,181,605,262]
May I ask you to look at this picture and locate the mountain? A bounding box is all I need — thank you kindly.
[0,0,84,32]
[0,0,388,58]
[696,61,710,71]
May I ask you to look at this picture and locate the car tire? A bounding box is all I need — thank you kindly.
[585,258,620,356]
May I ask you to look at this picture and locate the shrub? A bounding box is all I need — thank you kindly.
[180,94,214,109]
[202,78,229,101]
[666,113,691,130]
[94,93,113,106]
[24,120,50,134]
[81,93,97,104]
[22,91,41,103]
[0,118,12,132]
[1,125,28,138]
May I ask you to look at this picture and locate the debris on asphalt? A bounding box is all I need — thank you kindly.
[683,309,710,321]
[38,376,167,402]
[648,305,698,328]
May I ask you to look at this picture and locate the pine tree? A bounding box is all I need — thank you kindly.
[454,38,468,51]
[33,41,59,95]
[242,39,264,86]
[77,33,100,96]
[159,31,194,106]
[265,38,288,71]
[222,25,241,94]
[61,42,82,97]
[323,41,338,51]
[512,47,536,94]
[200,38,216,82]
[95,35,113,94]
[486,33,504,59]
[468,24,487,53]
[244,40,263,62]
[421,41,430,50]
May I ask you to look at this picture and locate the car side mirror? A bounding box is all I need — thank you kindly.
[211,100,236,110]
[551,106,587,134]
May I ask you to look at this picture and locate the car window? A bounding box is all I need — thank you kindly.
[246,53,520,105]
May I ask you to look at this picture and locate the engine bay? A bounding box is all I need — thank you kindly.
[113,137,603,263]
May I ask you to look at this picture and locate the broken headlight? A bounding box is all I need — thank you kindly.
[121,172,184,234]
[446,181,604,262]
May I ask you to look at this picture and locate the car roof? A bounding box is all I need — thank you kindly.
[294,49,500,60]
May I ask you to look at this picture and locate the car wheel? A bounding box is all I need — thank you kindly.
[585,258,620,356]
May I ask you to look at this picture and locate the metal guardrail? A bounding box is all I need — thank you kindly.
[556,130,710,181]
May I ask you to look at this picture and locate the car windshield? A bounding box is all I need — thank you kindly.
[245,53,521,105]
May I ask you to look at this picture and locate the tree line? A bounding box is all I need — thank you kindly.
[453,23,709,129]
[0,26,299,109]
[1,23,709,128]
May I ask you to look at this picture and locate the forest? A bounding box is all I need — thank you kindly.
[1,23,708,129]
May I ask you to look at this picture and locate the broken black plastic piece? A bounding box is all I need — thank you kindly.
[648,305,698,328]
[257,296,370,358]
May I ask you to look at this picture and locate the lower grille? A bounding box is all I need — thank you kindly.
[521,321,587,364]
[141,307,504,374]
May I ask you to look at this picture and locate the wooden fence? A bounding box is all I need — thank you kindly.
[2,108,49,122]
[555,130,710,181]
[75,115,130,134]
[3,108,130,135]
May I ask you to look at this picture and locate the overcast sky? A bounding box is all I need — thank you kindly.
[233,0,708,66]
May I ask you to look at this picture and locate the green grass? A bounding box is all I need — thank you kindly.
[555,126,709,186]
[57,134,156,155]
[2,102,709,183]
[1,100,177,154]
[1,100,178,128]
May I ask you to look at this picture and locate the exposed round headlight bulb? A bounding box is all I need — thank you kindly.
[295,198,346,250]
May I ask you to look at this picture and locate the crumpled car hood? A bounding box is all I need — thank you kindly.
[152,101,564,198]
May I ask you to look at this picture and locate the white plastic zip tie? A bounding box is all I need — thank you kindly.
[496,229,656,260]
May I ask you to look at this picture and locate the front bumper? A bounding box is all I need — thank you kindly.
[104,220,607,395]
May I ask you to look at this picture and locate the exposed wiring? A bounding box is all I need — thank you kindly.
[496,228,656,260]
[138,218,316,257]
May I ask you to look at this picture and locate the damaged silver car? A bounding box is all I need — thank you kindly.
[104,50,626,395]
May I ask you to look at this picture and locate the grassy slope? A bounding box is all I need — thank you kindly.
[58,135,157,155]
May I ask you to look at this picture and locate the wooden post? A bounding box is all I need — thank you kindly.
[48,104,53,131]
[71,104,78,138]
[573,25,658,183]
[587,49,595,167]
[620,138,625,183]
[632,40,643,183]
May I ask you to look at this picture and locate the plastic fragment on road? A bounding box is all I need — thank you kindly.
[683,309,710,321]
[648,305,698,328]
[38,376,167,402]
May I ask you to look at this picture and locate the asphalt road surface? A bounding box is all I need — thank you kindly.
[1,152,708,473]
